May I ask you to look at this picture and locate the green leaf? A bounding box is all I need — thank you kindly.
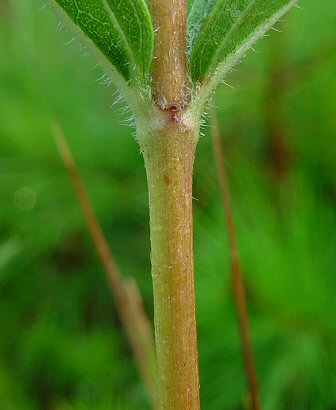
[188,0,217,56]
[189,0,297,83]
[53,0,154,85]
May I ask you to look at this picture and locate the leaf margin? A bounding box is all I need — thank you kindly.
[189,0,298,113]
[187,0,217,57]
[49,0,154,116]
[51,0,154,87]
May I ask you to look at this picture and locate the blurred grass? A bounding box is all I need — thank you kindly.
[1,0,336,409]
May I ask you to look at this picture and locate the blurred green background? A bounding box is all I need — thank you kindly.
[1,0,336,409]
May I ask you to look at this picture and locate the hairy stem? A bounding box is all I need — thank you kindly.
[138,115,200,410]
[210,111,260,410]
[52,122,157,409]
[149,0,188,109]
[144,1,199,407]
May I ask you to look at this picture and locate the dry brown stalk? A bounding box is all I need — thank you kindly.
[51,121,157,409]
[210,109,261,410]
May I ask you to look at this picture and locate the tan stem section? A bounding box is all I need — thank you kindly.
[139,120,200,409]
[149,0,188,109]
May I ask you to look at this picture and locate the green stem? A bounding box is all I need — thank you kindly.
[138,112,200,409]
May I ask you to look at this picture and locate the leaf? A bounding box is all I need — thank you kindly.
[188,0,217,56]
[189,0,297,83]
[53,0,154,85]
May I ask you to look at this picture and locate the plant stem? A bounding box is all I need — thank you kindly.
[144,1,200,407]
[51,122,157,409]
[210,110,261,410]
[138,114,200,410]
[149,0,188,109]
